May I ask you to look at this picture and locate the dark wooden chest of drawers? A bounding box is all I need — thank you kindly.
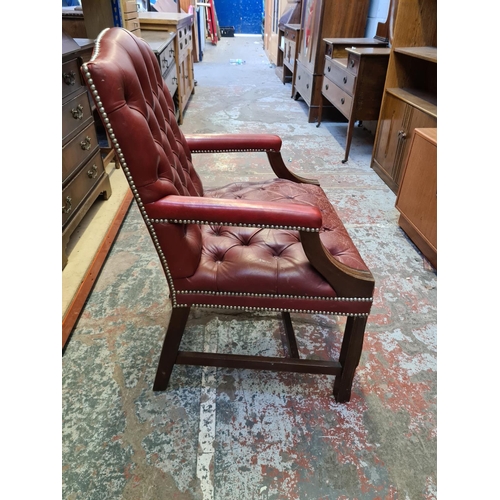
[318,39,390,163]
[62,33,111,269]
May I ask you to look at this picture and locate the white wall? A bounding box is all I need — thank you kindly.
[365,0,391,38]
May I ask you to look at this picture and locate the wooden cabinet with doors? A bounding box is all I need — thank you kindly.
[370,0,437,193]
[292,0,370,123]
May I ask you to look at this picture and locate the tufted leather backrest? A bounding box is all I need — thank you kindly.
[83,28,205,279]
[85,28,204,205]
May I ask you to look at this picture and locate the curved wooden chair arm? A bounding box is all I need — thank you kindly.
[184,133,319,185]
[300,230,375,298]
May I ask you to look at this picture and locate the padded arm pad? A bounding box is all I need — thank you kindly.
[145,195,322,230]
[185,134,282,153]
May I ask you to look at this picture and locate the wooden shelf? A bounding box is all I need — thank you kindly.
[394,46,437,63]
[386,87,437,117]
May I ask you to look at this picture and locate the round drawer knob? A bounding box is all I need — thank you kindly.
[350,60,355,68]
[343,77,347,84]
[327,66,331,72]
[341,98,345,105]
[325,84,329,90]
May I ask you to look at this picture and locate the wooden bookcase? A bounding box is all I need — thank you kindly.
[370,0,437,194]
[292,0,370,123]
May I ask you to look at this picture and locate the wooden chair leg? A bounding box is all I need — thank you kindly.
[153,306,191,391]
[333,316,367,403]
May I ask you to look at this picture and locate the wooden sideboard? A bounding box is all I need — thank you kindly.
[62,33,112,269]
[395,128,436,268]
[317,38,390,163]
[139,12,195,124]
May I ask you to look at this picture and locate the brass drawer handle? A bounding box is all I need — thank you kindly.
[63,71,76,86]
[341,98,345,105]
[162,57,169,69]
[80,136,91,150]
[170,47,175,56]
[62,196,72,214]
[172,76,178,84]
[343,77,347,84]
[87,164,98,179]
[350,60,355,68]
[71,104,84,120]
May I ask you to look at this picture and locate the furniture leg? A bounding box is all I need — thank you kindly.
[333,316,367,402]
[153,306,191,390]
[281,312,300,359]
[316,95,324,128]
[342,118,356,163]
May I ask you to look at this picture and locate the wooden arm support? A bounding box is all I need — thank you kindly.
[185,133,319,185]
[300,230,375,298]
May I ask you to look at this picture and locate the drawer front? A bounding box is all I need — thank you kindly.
[62,122,99,184]
[62,58,84,100]
[177,28,192,62]
[165,69,178,97]
[322,80,353,119]
[124,18,140,31]
[323,58,356,96]
[62,90,93,143]
[284,28,297,43]
[346,53,361,76]
[158,42,175,76]
[295,63,313,104]
[62,150,105,227]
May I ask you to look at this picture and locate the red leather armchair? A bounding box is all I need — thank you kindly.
[82,28,375,403]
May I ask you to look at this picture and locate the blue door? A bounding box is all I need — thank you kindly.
[215,0,264,35]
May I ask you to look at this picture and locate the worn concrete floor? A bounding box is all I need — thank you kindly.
[62,35,437,499]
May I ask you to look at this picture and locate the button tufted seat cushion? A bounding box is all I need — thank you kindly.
[81,27,375,403]
[171,179,371,315]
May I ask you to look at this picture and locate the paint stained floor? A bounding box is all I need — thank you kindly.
[62,35,437,499]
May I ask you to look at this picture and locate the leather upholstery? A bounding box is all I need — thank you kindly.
[82,28,373,315]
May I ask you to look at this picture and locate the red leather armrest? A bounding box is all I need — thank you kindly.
[185,134,282,153]
[145,195,322,230]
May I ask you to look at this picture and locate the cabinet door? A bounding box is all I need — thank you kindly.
[396,129,437,253]
[373,93,436,190]
[373,93,406,181]
[395,106,436,186]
